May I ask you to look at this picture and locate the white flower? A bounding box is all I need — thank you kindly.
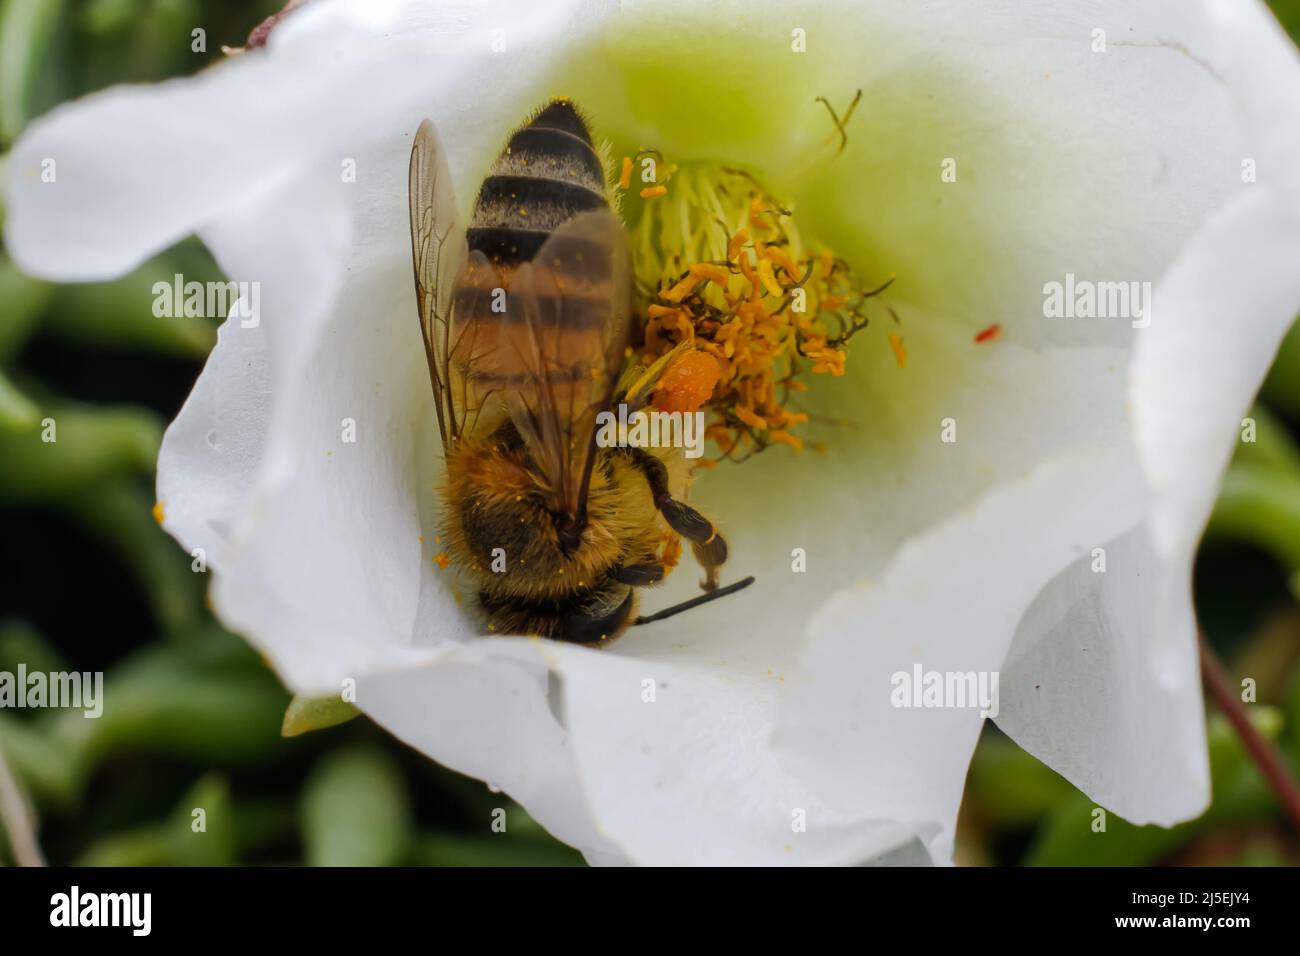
[7,0,1300,865]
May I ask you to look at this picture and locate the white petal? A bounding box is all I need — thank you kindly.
[3,0,595,280]
[155,174,349,574]
[355,642,627,862]
[994,525,1209,825]
[580,0,1242,349]
[997,189,1300,825]
[995,2,1300,826]
[1137,190,1300,564]
[777,444,1148,862]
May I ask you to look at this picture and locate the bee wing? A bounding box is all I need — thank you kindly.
[446,249,510,439]
[503,210,632,521]
[408,118,467,450]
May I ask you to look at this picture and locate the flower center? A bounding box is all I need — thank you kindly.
[623,163,898,465]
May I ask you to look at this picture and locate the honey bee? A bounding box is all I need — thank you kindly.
[408,99,753,643]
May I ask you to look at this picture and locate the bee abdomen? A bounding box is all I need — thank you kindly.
[469,175,606,234]
[467,99,608,268]
[479,581,635,644]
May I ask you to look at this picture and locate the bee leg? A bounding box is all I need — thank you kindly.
[627,448,728,592]
[613,563,665,586]
[690,533,728,592]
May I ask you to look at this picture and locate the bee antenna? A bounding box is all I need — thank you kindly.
[634,576,756,626]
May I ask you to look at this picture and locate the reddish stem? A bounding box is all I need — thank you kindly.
[1199,632,1300,834]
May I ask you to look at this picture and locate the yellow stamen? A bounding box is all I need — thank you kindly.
[734,405,767,430]
[766,245,801,280]
[756,259,784,298]
[630,164,895,459]
[660,273,702,303]
[727,229,749,261]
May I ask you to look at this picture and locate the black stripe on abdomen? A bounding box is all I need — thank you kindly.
[476,174,604,213]
[452,288,612,329]
[470,173,606,233]
[465,226,613,276]
[504,126,605,186]
[465,226,549,264]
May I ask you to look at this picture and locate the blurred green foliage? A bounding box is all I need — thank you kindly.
[0,0,1298,867]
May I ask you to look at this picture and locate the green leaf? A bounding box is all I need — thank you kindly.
[1266,1,1300,62]
[1281,667,1300,769]
[0,256,53,360]
[167,773,238,866]
[61,477,204,638]
[281,693,361,737]
[965,731,1075,828]
[0,399,161,502]
[0,619,67,674]
[411,832,585,867]
[301,746,413,867]
[1206,461,1300,594]
[76,773,238,866]
[79,0,144,37]
[0,0,67,144]
[71,824,172,867]
[1233,404,1300,477]
[0,368,39,431]
[45,253,218,358]
[1261,316,1300,421]
[0,711,80,807]
[38,632,290,789]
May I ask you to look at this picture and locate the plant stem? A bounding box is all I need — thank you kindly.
[1199,632,1300,834]
[0,746,46,866]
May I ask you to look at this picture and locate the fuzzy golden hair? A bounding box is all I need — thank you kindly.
[440,418,692,639]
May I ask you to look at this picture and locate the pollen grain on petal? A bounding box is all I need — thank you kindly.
[888,333,907,369]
